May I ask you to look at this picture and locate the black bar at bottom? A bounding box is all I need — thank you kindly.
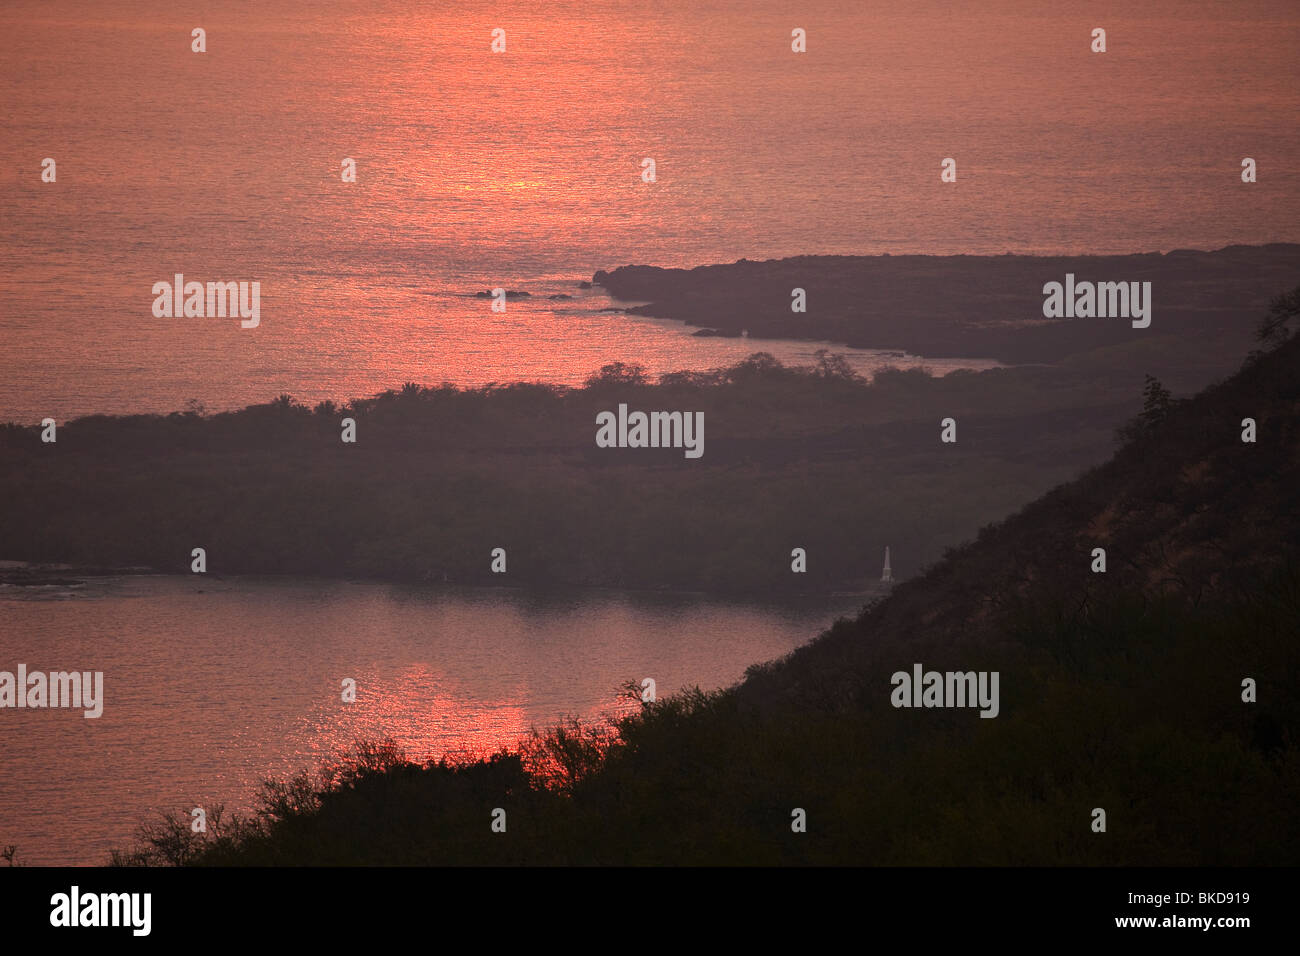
[0,866,1281,942]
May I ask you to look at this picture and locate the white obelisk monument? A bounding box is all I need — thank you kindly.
[881,546,893,584]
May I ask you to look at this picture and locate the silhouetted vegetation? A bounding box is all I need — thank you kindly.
[1115,374,1182,444]
[1257,284,1300,347]
[1,350,1159,593]
[117,326,1300,865]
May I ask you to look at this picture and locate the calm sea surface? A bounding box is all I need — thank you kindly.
[0,576,867,865]
[0,0,1296,864]
[2,0,1297,421]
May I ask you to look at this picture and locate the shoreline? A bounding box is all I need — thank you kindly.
[591,243,1300,364]
[0,562,885,602]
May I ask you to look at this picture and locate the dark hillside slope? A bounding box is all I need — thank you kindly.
[157,336,1300,867]
[744,332,1300,710]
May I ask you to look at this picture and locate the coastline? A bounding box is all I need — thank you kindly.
[592,244,1300,363]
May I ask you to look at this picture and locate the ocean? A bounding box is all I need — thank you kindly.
[1,0,1296,419]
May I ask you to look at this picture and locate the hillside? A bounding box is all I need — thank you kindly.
[121,322,1300,866]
